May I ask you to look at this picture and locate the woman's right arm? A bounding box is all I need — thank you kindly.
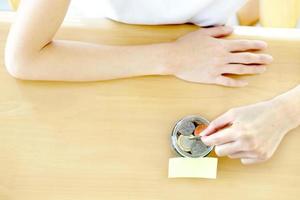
[237,0,259,26]
[5,0,273,87]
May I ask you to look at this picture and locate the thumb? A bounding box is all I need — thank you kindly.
[200,111,234,137]
[201,26,233,38]
[241,158,263,165]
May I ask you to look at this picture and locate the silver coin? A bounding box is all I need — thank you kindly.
[178,121,195,136]
[177,135,195,152]
[191,139,209,156]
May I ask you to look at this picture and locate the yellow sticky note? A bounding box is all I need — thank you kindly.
[168,157,218,179]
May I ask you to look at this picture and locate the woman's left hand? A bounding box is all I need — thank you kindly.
[200,100,294,165]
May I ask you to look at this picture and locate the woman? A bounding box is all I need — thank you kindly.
[4,0,299,164]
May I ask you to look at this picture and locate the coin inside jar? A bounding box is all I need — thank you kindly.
[177,135,195,152]
[171,115,213,158]
[191,139,208,156]
[178,121,195,136]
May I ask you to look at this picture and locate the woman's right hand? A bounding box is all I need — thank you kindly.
[167,26,273,87]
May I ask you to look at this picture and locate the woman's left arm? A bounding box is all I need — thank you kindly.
[200,85,300,165]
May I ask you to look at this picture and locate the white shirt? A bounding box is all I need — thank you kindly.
[103,0,247,26]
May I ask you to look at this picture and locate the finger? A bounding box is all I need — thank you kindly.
[200,111,235,137]
[202,128,238,146]
[225,40,268,52]
[241,158,265,165]
[228,151,257,159]
[214,76,248,87]
[201,26,233,38]
[214,142,241,157]
[228,53,273,65]
[221,64,266,75]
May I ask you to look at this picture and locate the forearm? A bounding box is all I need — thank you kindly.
[9,40,171,81]
[5,0,171,81]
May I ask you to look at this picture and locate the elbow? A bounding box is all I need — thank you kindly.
[4,47,34,80]
[4,58,25,80]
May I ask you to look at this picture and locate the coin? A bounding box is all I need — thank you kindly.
[177,135,195,152]
[178,121,195,136]
[191,139,209,156]
[194,124,208,136]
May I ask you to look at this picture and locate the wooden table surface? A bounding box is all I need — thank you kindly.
[1,12,300,200]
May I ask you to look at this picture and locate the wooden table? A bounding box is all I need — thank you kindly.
[1,12,300,200]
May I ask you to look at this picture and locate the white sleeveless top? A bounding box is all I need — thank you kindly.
[103,0,247,26]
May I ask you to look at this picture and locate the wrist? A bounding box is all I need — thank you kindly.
[130,42,174,76]
[269,86,300,132]
[160,42,178,76]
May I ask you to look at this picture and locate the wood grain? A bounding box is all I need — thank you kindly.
[0,13,300,200]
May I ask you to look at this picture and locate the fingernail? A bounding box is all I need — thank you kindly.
[201,136,208,142]
[258,41,268,49]
[199,126,210,136]
[240,81,248,87]
[259,67,267,73]
[201,136,211,146]
[199,131,207,137]
[265,55,274,63]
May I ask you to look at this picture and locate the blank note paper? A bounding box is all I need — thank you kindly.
[168,157,218,179]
